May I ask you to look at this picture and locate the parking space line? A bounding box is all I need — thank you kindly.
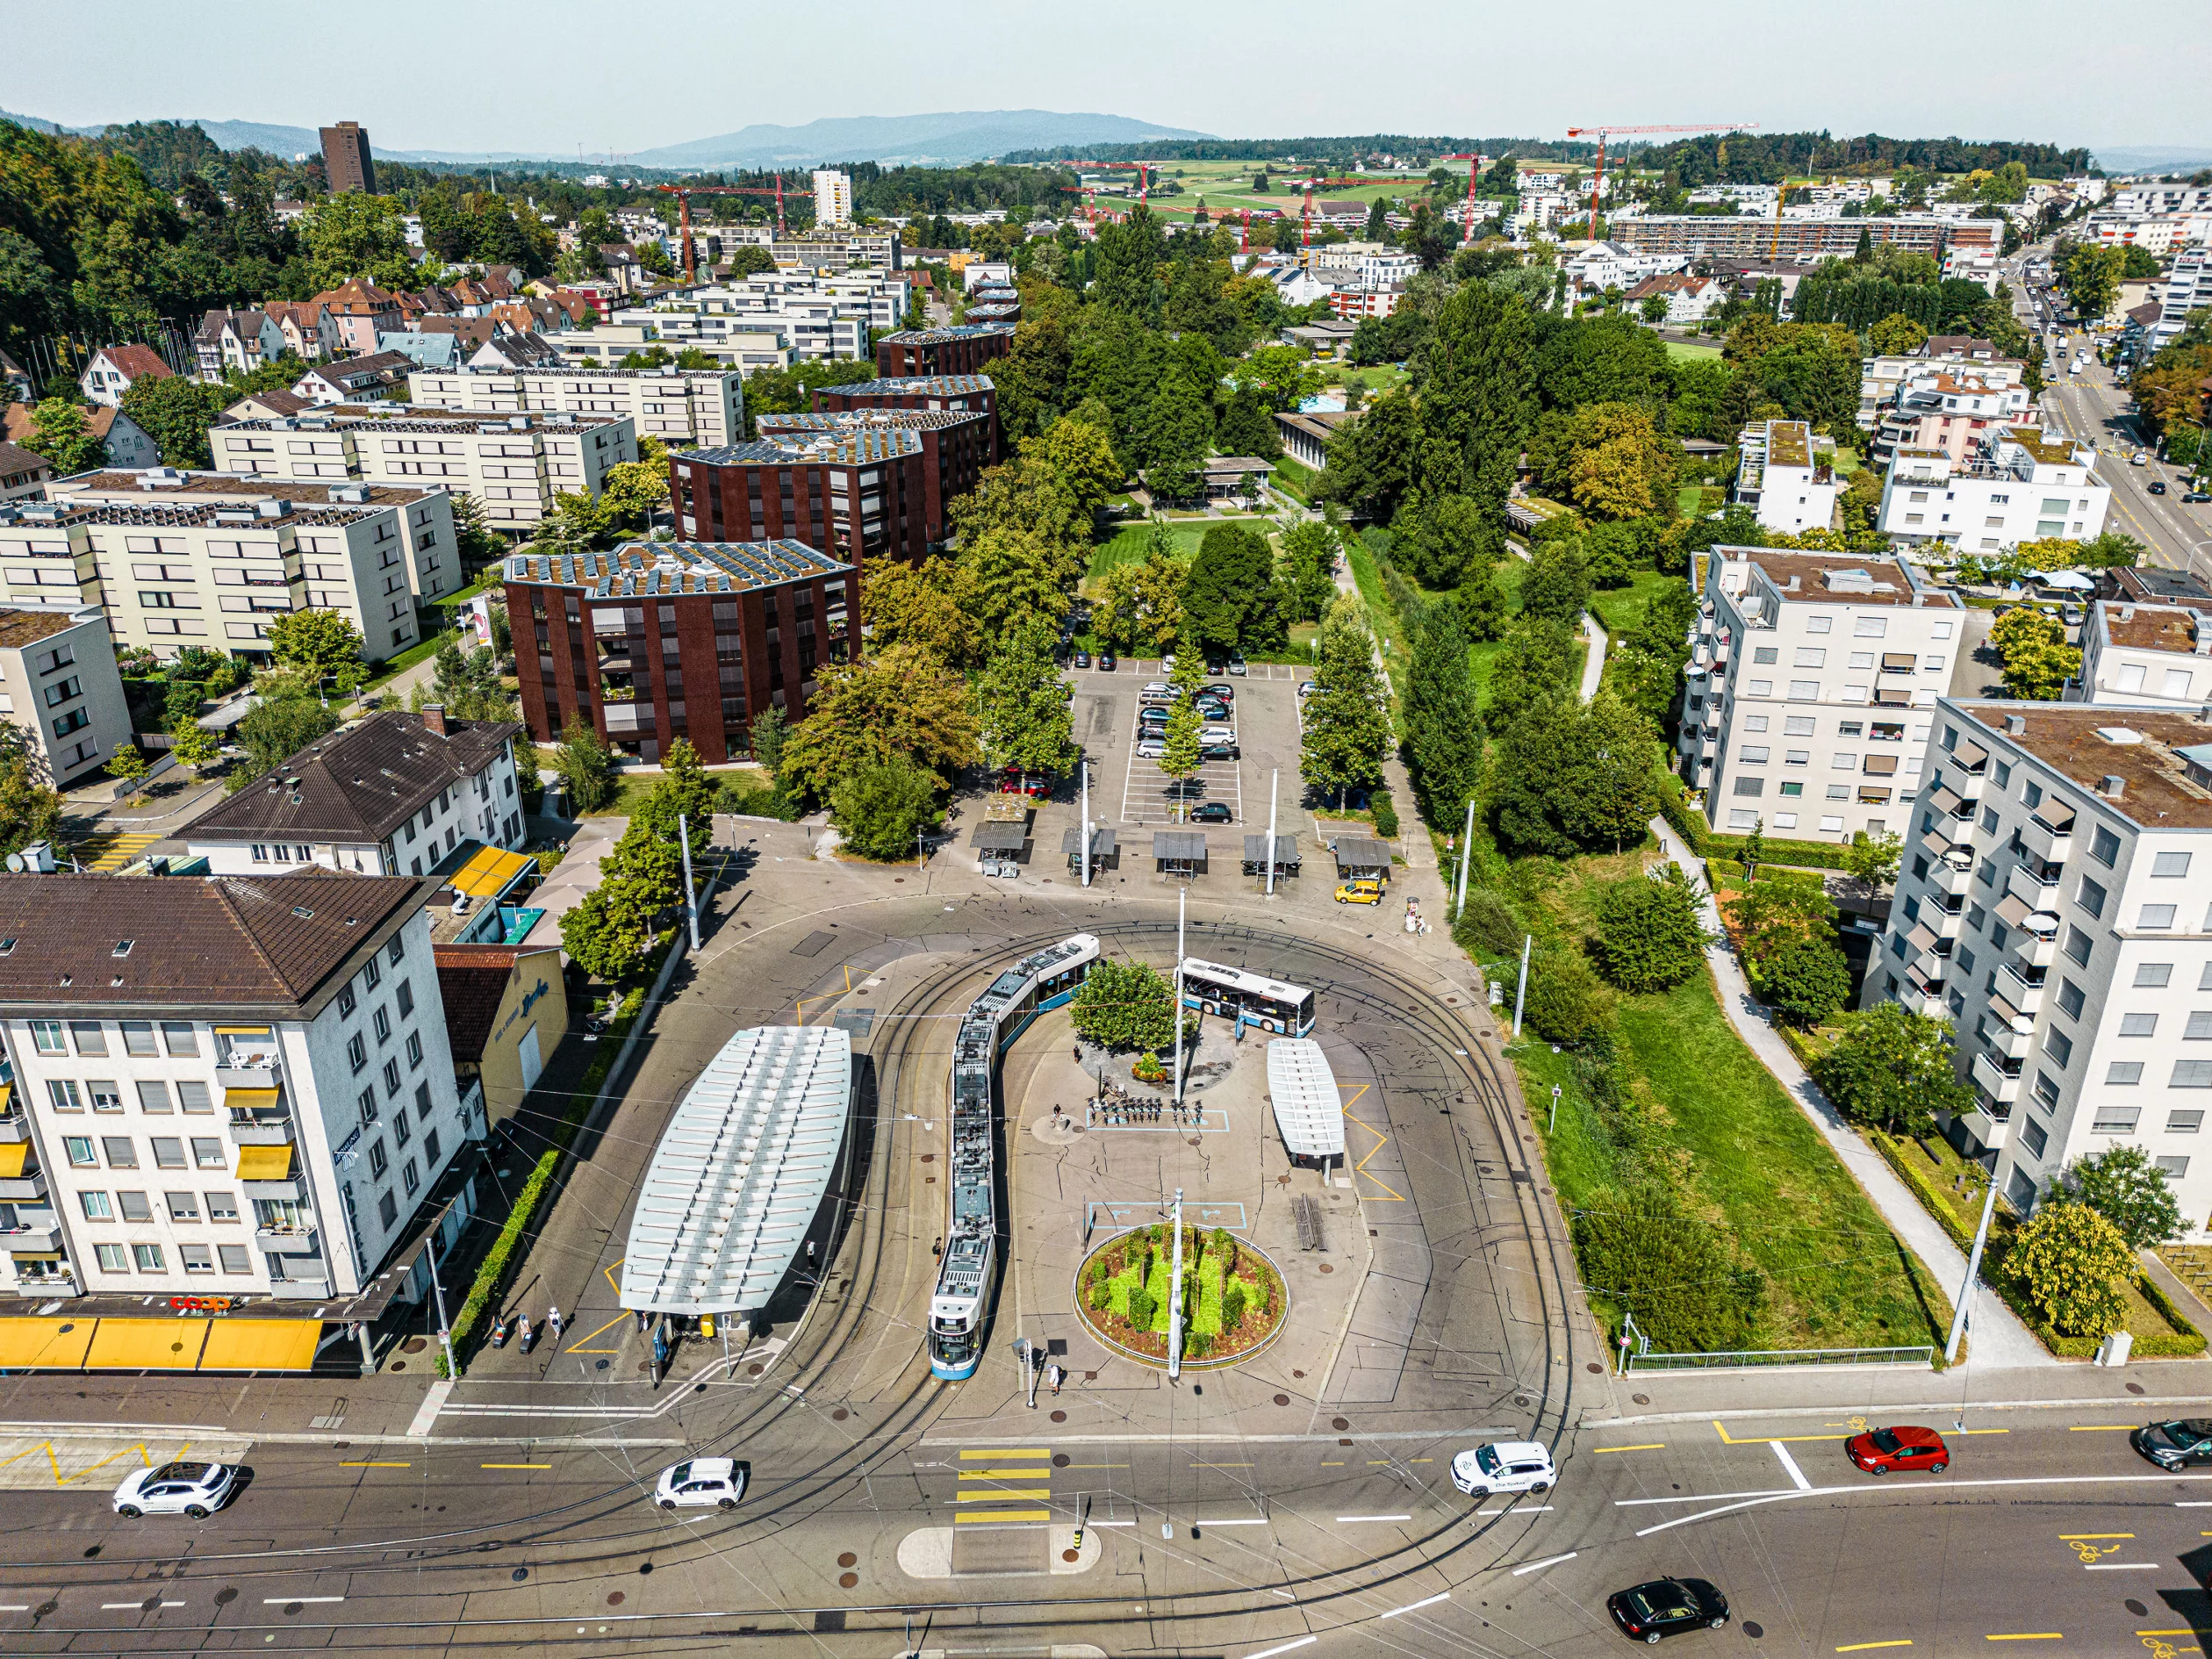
[1512,1550,1576,1576]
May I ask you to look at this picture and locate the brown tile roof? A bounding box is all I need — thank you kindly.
[432,944,522,1063]
[313,279,400,316]
[226,389,313,419]
[0,870,427,1014]
[0,441,51,482]
[97,344,172,383]
[0,406,119,446]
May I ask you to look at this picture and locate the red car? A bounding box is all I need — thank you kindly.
[1846,1425,1949,1476]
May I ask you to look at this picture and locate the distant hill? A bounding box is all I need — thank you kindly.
[2095,145,2212,176]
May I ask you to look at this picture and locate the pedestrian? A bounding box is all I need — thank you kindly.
[1049,1362,1064,1396]
[1073,1045,1081,1064]
[548,1303,564,1339]
[933,1236,944,1260]
[636,1308,649,1336]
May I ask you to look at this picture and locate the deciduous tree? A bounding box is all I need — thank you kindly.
[1591,865,1712,993]
[1297,597,1390,805]
[553,715,615,815]
[1763,934,1852,1027]
[19,399,104,476]
[830,755,943,861]
[1810,1003,1973,1137]
[777,643,980,799]
[973,621,1078,780]
[2061,1144,2185,1248]
[1402,599,1482,827]
[2012,1200,2136,1339]
[0,727,61,859]
[265,608,367,691]
[1070,957,1177,1052]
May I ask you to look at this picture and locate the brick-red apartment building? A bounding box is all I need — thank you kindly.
[873,324,1013,378]
[753,408,988,549]
[668,428,930,564]
[811,374,1002,462]
[505,541,852,765]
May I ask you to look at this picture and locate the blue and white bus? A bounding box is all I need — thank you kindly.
[1180,958,1317,1038]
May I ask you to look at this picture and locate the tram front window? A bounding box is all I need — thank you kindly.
[932,1329,977,1367]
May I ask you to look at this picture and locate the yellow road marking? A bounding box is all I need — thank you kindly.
[1321,1461,1344,1466]
[482,1463,550,1469]
[1341,1086,1405,1202]
[958,1470,1050,1480]
[961,1449,1047,1460]
[565,1311,631,1356]
[341,1461,410,1468]
[795,964,854,1025]
[954,1510,1050,1523]
[58,1444,155,1485]
[604,1260,624,1297]
[957,1489,1050,1500]
[1985,1636,2063,1642]
[1837,1644,1914,1653]
[1595,1444,1665,1454]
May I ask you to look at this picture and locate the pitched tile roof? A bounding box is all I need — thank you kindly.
[0,870,427,1014]
[183,710,520,844]
[0,441,52,481]
[96,344,172,383]
[432,944,523,1063]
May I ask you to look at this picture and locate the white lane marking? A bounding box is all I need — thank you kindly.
[2179,1502,2212,1507]
[1382,1591,1451,1619]
[1637,1469,2212,1536]
[2085,1562,2162,1570]
[1095,1519,1136,1527]
[1512,1551,1578,1576]
[1337,1513,1413,1523]
[1619,1488,1796,1507]
[1196,1518,1270,1526]
[0,1605,26,1611]
[263,1596,346,1604]
[1241,1639,1318,1659]
[1477,1505,1555,1516]
[1770,1440,1812,1491]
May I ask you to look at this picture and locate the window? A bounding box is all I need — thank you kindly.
[383,1058,402,1096]
[363,956,382,991]
[2108,1061,2145,1085]
[2137,964,2174,988]
[2035,1071,2062,1110]
[401,1156,420,1196]
[100,1137,136,1169]
[46,1080,82,1113]
[69,1022,106,1056]
[1785,716,1816,736]
[2078,877,2108,919]
[372,1006,391,1044]
[1981,806,2000,832]
[191,1138,224,1168]
[88,1080,121,1113]
[423,1127,441,1166]
[95,1243,127,1273]
[2173,1061,2212,1088]
[1833,751,1858,771]
[117,1191,152,1223]
[167,1191,200,1220]
[415,1081,433,1123]
[406,1031,423,1069]
[132,1244,164,1273]
[2191,1013,2212,1041]
[389,935,406,967]
[2091,826,2121,867]
[2048,1030,2073,1067]
[136,1080,172,1113]
[1753,646,1778,664]
[2155,851,2194,878]
[217,1244,250,1274]
[176,1081,211,1114]
[347,1033,366,1073]
[2058,980,2086,1018]
[1742,746,1771,764]
[29,1019,64,1055]
[205,1191,239,1222]
[2021,1118,2048,1158]
[150,1137,186,1169]
[369,1140,388,1179]
[1728,809,1759,829]
[338,985,356,1018]
[1793,648,1827,668]
[79,1191,111,1220]
[2158,1155,2192,1179]
[180,1243,214,1273]
[1733,778,1764,797]
[1789,679,1821,700]
[2093,1104,2144,1134]
[63,1137,94,1167]
[392,1108,411,1147]
[2142,904,2179,930]
[1748,679,1773,696]
[2122,1012,2160,1037]
[1807,615,1834,635]
[2170,1110,2206,1134]
[1854,616,1887,637]
[377,1189,399,1228]
[120,1022,157,1057]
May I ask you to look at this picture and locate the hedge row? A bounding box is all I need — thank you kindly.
[1703,832,1853,872]
[1872,1132,1978,1254]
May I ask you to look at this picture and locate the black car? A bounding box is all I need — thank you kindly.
[1189,802,1233,823]
[1199,741,1240,761]
[1074,650,1092,667]
[2132,1419,2212,1469]
[1098,652,1117,671]
[1606,1577,1729,1643]
[2150,481,2167,494]
[2188,492,2212,505]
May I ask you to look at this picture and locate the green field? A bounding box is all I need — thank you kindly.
[1084,521,1207,586]
[1663,339,1722,362]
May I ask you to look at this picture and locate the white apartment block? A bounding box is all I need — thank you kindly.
[543,320,793,377]
[1943,248,2005,293]
[1878,428,2109,552]
[1858,344,2015,430]
[2149,249,2210,350]
[813,169,854,226]
[406,363,743,449]
[2083,213,2212,257]
[1681,550,1965,842]
[211,408,637,535]
[1870,364,2036,466]
[0,871,476,1301]
[2070,601,2212,707]
[2108,185,2212,218]
[1733,419,1839,535]
[1867,701,2212,1232]
[0,604,131,785]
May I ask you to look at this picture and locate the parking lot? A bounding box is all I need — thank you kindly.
[1067,657,1306,834]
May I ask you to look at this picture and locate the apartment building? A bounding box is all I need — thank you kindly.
[0,495,422,664]
[0,605,130,785]
[2069,602,2212,707]
[210,408,637,536]
[1878,428,2110,552]
[181,707,524,876]
[1624,271,1728,327]
[2084,213,2212,256]
[320,121,377,194]
[1733,420,1839,535]
[546,320,793,377]
[752,407,988,549]
[812,373,1000,462]
[0,442,51,503]
[1614,214,1994,261]
[1865,702,2212,1229]
[813,169,854,226]
[505,540,853,763]
[263,300,340,363]
[671,427,930,564]
[1870,365,2036,466]
[191,309,285,384]
[47,469,460,611]
[406,363,743,449]
[1858,341,2013,428]
[874,325,1014,378]
[313,281,403,356]
[1681,549,1967,841]
[0,871,472,1301]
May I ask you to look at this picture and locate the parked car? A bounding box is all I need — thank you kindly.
[2132,1419,2212,1470]
[1074,650,1091,668]
[2187,491,2212,504]
[1606,1578,1730,1643]
[1845,1425,1949,1476]
[1334,878,1386,905]
[113,1462,240,1519]
[1140,681,1174,701]
[1297,680,1318,699]
[1189,802,1233,823]
[1203,683,1235,703]
[652,1457,747,1511]
[1450,1440,1555,1497]
[1098,652,1117,672]
[1136,737,1166,759]
[1198,741,1239,760]
[1195,699,1232,720]
[1160,654,1176,673]
[1199,724,1237,744]
[1226,657,1248,676]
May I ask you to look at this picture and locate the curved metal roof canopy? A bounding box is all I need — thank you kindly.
[1266,1038,1345,1161]
[621,1025,852,1317]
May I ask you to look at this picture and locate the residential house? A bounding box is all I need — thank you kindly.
[464,333,564,371]
[262,301,339,363]
[191,310,285,384]
[0,349,31,405]
[1878,428,2110,552]
[0,442,51,502]
[0,603,132,784]
[671,427,930,564]
[1625,270,1729,327]
[223,389,313,423]
[1870,365,2036,466]
[1733,419,1839,535]
[409,362,743,450]
[293,352,417,406]
[79,344,172,409]
[314,282,405,356]
[0,405,159,470]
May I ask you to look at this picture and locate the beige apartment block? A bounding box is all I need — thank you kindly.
[406,363,743,449]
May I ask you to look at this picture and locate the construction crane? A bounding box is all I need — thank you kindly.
[1057,183,1107,227]
[656,179,792,280]
[1563,122,1758,238]
[1069,160,1153,205]
[1440,154,1490,233]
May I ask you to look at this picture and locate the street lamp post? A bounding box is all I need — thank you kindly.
[1946,1125,2011,1365]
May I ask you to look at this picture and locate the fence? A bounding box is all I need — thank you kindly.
[1624,1345,1936,1373]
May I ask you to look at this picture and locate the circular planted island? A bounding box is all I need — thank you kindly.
[1074,1224,1288,1369]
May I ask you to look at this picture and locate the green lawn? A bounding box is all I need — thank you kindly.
[1084,522,1207,587]
[578,774,667,818]
[1272,453,1318,504]
[1589,568,1684,642]
[1664,340,1722,362]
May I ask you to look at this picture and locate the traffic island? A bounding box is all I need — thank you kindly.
[1074,1225,1289,1368]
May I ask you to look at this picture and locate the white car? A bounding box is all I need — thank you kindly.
[1450,1440,1555,1497]
[1199,724,1237,744]
[653,1457,747,1511]
[113,1461,240,1519]
[1160,655,1176,672]
[1136,737,1166,759]
[2132,451,2149,465]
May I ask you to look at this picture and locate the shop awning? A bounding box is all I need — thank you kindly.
[199,1318,320,1372]
[0,1083,13,1113]
[0,1318,95,1369]
[452,845,535,901]
[0,1141,29,1179]
[84,1318,210,1371]
[224,1087,281,1111]
[235,1144,295,1181]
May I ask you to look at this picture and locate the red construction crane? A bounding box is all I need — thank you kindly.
[657,179,792,280]
[1057,183,1099,226]
[1440,154,1490,233]
[1069,160,1153,205]
[1563,122,1757,238]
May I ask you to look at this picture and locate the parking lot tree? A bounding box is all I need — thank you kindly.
[1298,597,1390,806]
[1763,933,1852,1028]
[1988,606,2080,700]
[830,754,944,862]
[265,607,367,694]
[1070,956,1178,1052]
[1810,1002,1973,1137]
[777,643,980,799]
[1591,865,1712,993]
[1403,600,1483,827]
[552,715,615,815]
[1275,521,1339,626]
[2060,1144,2186,1248]
[973,620,1078,781]
[1181,521,1281,658]
[1160,696,1203,803]
[2012,1199,2136,1339]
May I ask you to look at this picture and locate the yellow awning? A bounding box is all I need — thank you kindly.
[224,1087,281,1111]
[0,1318,94,1368]
[199,1318,320,1372]
[214,1026,271,1036]
[0,1082,12,1112]
[234,1144,294,1181]
[85,1318,210,1371]
[451,845,535,901]
[0,1141,29,1179]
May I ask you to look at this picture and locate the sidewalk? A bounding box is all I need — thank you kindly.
[1648,815,2055,1372]
[1578,613,1608,701]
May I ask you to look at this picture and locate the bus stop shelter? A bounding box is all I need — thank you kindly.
[1061,825,1118,873]
[1152,830,1208,877]
[970,821,1030,877]
[1242,833,1300,880]
[1331,836,1393,884]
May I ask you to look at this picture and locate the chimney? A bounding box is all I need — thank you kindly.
[2004,715,2026,734]
[421,704,447,736]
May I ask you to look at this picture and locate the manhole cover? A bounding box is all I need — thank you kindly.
[283,1602,304,1616]
[1274,1394,1290,1406]
[1338,1437,1353,1447]
[1188,1137,1201,1146]
[639,1563,653,1575]
[1632,1393,1649,1404]
[1522,1134,1534,1143]
[1292,1369,1304,1379]
[748,1364,764,1376]
[1331,1417,1350,1430]
[1052,1454,1071,1468]
[213,1590,237,1607]
[832,1408,849,1421]
[838,1572,859,1589]
[1586,1361,1603,1374]
[390,1360,406,1370]
[837,1552,857,1568]
[920,1153,933,1163]
[2127,1382,2146,1395]
[1051,1410,1066,1422]
[607,1592,625,1606]
[1515,1395,1530,1406]
[2128,1599,2150,1617]
[1743,1622,1763,1639]
[1277,1174,1290,1185]
[403,1337,429,1354]
[140,1596,161,1612]
[1318,1263,1332,1274]
[1085,1370,1097,1380]
[512,1569,528,1583]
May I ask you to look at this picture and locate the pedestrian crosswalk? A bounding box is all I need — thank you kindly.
[76,833,161,873]
[952,1447,1052,1523]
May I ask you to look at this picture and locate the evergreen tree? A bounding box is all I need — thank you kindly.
[1403,600,1482,827]
[1298,598,1391,805]
[1180,522,1280,658]
[1138,368,1214,503]
[1416,284,1538,563]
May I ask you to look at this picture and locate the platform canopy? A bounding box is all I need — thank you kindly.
[1266,1038,1345,1161]
[621,1025,853,1318]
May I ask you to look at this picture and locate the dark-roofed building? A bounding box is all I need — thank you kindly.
[752,408,988,548]
[180,708,525,879]
[505,539,853,762]
[670,427,930,564]
[192,309,284,384]
[811,374,1001,462]
[0,440,51,502]
[873,324,1014,378]
[0,868,476,1302]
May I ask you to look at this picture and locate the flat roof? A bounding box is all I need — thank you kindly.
[2102,602,2205,654]
[681,428,923,466]
[51,470,445,506]
[875,326,1014,344]
[1153,830,1208,859]
[0,608,81,650]
[505,539,850,598]
[1742,551,1955,608]
[1266,1038,1345,1160]
[1332,835,1393,868]
[620,1025,852,1317]
[819,375,995,396]
[1961,703,2212,830]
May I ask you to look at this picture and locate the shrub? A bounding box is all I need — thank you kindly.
[2061,1144,2186,1247]
[2012,1199,2136,1338]
[1090,1283,1112,1312]
[830,754,942,861]
[1221,1282,1248,1331]
[1571,1181,1764,1352]
[1590,865,1710,993]
[1184,1330,1212,1360]
[1763,934,1853,1028]
[1127,1285,1158,1332]
[1455,888,1526,957]
[1371,790,1399,837]
[1522,945,1616,1046]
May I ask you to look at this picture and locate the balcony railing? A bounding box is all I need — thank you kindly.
[226,1110,295,1146]
[1971,1051,2024,1102]
[2005,860,2060,910]
[2022,811,2076,865]
[1997,959,2048,1013]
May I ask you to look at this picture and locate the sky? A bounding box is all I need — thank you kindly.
[4,0,2209,157]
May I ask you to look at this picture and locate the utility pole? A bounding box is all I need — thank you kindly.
[1454,798,1475,917]
[1265,768,1279,898]
[1172,888,1187,1106]
[1081,758,1092,889]
[425,1223,460,1381]
[1512,933,1532,1038]
[1947,1131,2010,1364]
[678,812,700,952]
[1166,1187,1186,1380]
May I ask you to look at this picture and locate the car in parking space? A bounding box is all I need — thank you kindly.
[1297,680,1318,699]
[2131,1418,2212,1469]
[113,1461,240,1519]
[1199,724,1237,744]
[2188,491,2212,504]
[1606,1578,1730,1643]
[1136,737,1165,759]
[1098,652,1117,672]
[1450,1440,1555,1497]
[652,1457,748,1511]
[1198,740,1239,760]
[1074,650,1091,668]
[1845,1425,1949,1475]
[1226,657,1247,676]
[2151,480,2168,493]
[1334,878,1385,905]
[1195,699,1231,721]
[1203,683,1234,704]
[1140,681,1175,702]
[1138,706,1171,727]
[1189,802,1233,823]
[1160,654,1176,673]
